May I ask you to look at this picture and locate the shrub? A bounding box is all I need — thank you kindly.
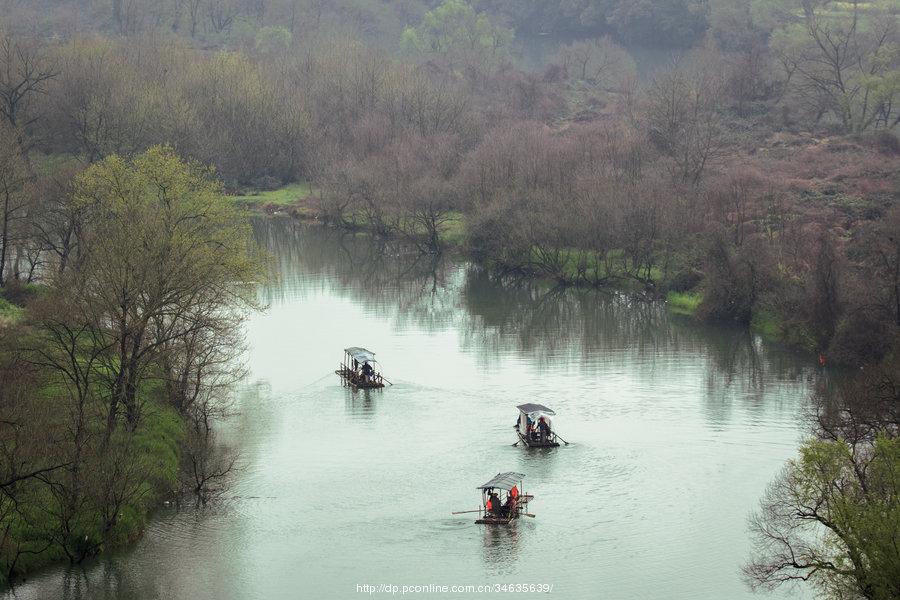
[864,131,900,156]
[252,175,283,191]
[827,310,897,367]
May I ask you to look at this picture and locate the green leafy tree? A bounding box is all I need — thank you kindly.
[400,0,513,61]
[747,427,900,599]
[64,145,262,437]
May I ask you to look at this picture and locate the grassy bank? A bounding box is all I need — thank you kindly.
[229,182,314,209]
[666,291,703,315]
[0,297,23,327]
[241,184,688,298]
[1,288,184,587]
[1,390,183,587]
[242,184,829,360]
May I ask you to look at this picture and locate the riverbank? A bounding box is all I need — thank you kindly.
[3,219,819,600]
[1,148,261,590]
[237,187,818,357]
[2,403,183,587]
[228,181,317,216]
[0,287,185,589]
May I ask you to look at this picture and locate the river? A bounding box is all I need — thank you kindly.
[5,218,817,600]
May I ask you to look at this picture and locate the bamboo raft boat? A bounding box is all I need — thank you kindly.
[452,472,533,525]
[514,403,561,448]
[336,347,386,389]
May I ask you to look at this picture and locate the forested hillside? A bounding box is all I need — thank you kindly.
[1,1,899,594]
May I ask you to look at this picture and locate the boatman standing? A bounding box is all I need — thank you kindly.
[537,417,550,441]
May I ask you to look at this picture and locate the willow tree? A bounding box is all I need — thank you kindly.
[59,145,262,437]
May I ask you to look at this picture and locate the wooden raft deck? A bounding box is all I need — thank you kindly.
[517,431,560,448]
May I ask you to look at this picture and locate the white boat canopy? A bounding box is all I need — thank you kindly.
[516,403,555,416]
[344,347,376,363]
[477,472,525,491]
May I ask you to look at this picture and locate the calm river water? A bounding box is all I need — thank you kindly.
[6,218,818,600]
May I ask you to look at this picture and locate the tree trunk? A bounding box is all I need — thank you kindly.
[112,0,123,30]
[0,190,8,286]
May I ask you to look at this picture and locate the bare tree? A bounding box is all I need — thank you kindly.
[206,0,243,34]
[0,127,29,286]
[646,58,728,186]
[772,1,900,133]
[555,36,635,90]
[0,34,57,165]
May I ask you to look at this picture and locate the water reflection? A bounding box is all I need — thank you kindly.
[481,525,522,575]
[254,217,817,402]
[5,217,818,600]
[344,387,380,417]
[26,560,142,600]
[252,218,456,320]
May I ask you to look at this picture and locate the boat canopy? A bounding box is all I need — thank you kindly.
[477,472,525,491]
[516,403,555,416]
[345,347,376,363]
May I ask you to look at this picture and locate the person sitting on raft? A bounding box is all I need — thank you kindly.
[490,492,502,516]
[485,489,495,515]
[361,361,374,382]
[502,494,516,517]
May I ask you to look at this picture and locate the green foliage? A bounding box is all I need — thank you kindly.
[0,295,23,325]
[769,1,900,133]
[748,433,900,600]
[797,436,899,598]
[133,399,185,493]
[255,26,292,54]
[0,145,261,586]
[230,181,313,206]
[68,145,262,429]
[438,212,467,246]
[400,0,513,56]
[0,386,184,586]
[74,144,262,294]
[666,290,703,315]
[750,307,783,339]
